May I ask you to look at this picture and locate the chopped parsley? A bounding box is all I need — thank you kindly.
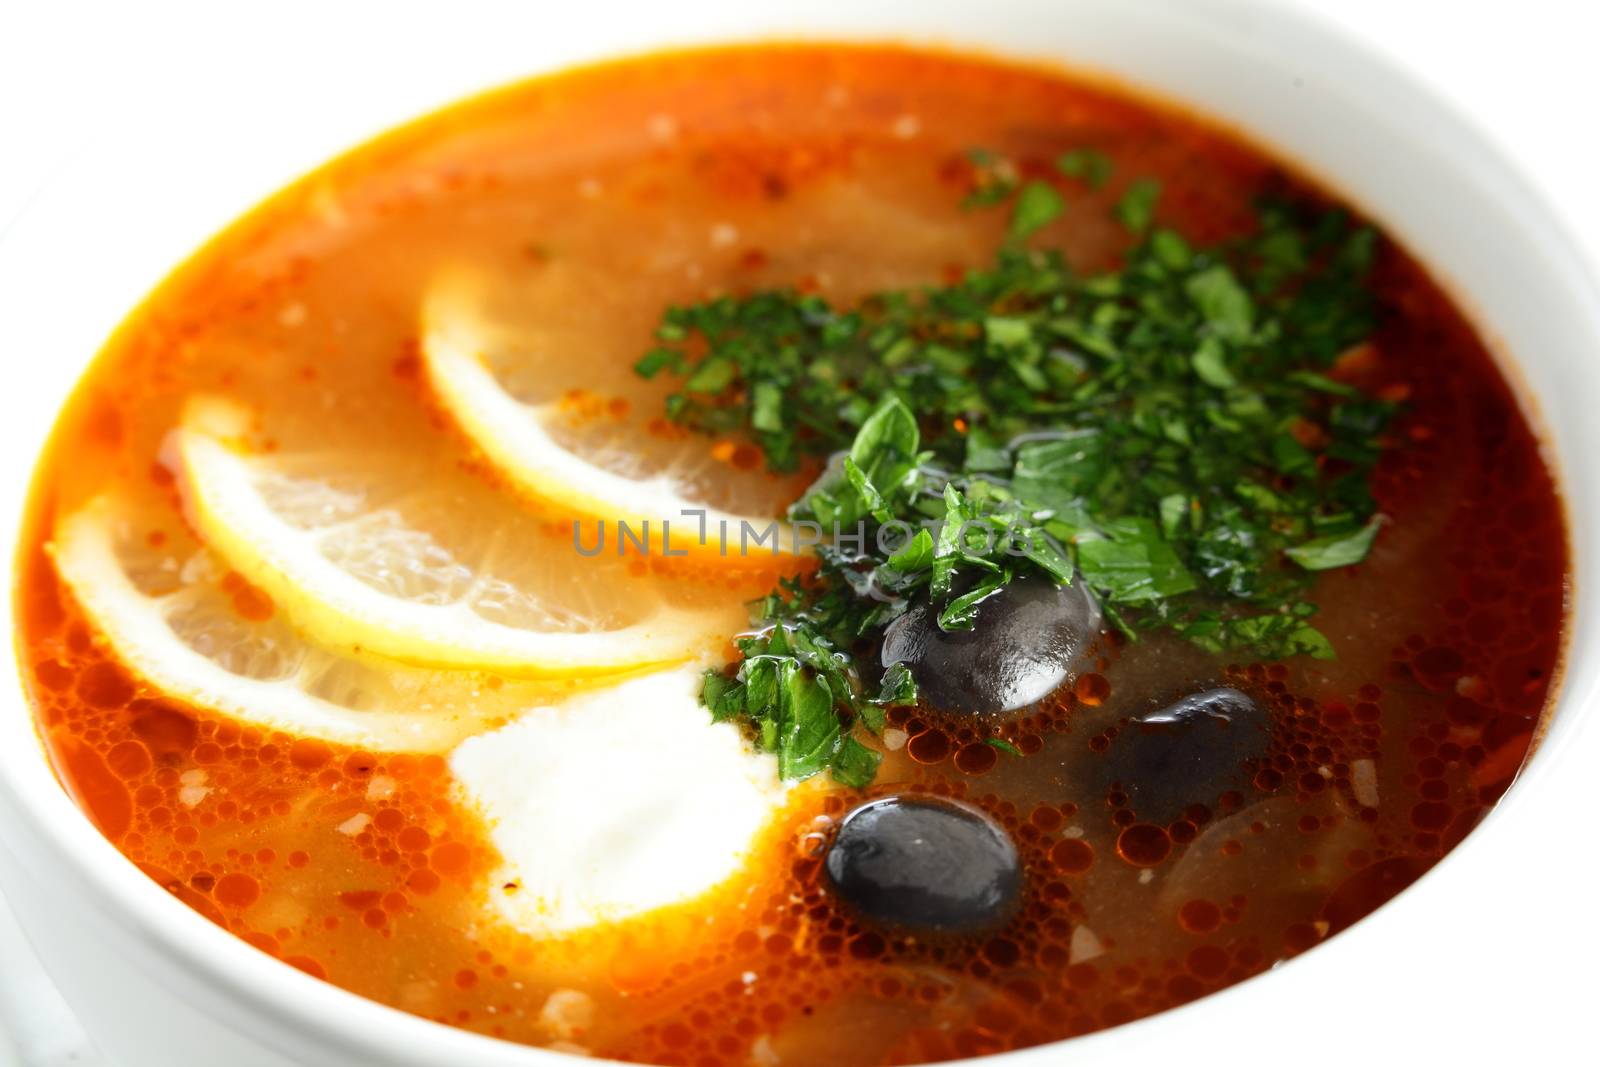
[1115,178,1163,233]
[1057,147,1114,190]
[637,173,1393,785]
[1008,181,1065,241]
[959,148,1020,208]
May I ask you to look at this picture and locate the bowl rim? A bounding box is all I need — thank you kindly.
[2,1,1598,1064]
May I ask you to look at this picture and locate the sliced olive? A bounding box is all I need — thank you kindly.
[878,574,1100,716]
[1098,687,1268,824]
[824,796,1021,932]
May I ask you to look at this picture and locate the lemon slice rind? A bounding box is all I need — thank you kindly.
[421,283,801,562]
[172,398,719,679]
[51,499,468,753]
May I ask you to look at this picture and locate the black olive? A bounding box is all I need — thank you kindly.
[1098,687,1268,824]
[878,574,1100,716]
[824,796,1021,932]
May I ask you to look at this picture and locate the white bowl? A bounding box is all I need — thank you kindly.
[3,1,1598,1064]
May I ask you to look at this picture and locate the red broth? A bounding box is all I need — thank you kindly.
[12,45,1567,1065]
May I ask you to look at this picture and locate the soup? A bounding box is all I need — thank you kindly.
[12,44,1567,1066]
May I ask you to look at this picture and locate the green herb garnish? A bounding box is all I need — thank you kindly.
[960,148,1020,208]
[1115,178,1163,233]
[638,192,1392,783]
[1056,148,1114,190]
[1008,180,1065,242]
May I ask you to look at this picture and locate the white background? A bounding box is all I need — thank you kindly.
[6,0,1600,251]
[1,1,1598,1065]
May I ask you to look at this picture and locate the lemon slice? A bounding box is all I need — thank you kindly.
[51,497,540,752]
[420,274,806,563]
[170,396,731,678]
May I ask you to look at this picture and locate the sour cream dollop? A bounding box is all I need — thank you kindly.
[449,664,790,937]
